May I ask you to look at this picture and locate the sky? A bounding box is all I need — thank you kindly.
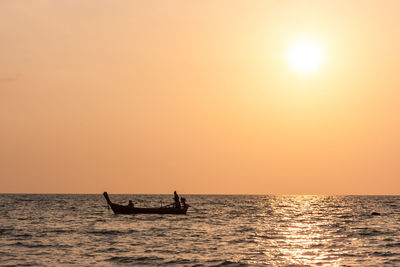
[1,1,400,194]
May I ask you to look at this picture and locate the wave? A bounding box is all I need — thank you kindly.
[207,259,246,266]
[13,233,33,239]
[372,251,399,257]
[0,228,13,235]
[384,242,400,248]
[86,229,139,235]
[11,242,53,248]
[106,256,164,264]
[15,198,34,202]
[2,194,400,266]
[349,227,389,237]
[164,259,195,264]
[47,229,76,234]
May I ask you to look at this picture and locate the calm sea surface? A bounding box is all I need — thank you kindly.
[0,194,399,266]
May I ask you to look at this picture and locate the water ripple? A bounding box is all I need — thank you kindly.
[0,194,399,266]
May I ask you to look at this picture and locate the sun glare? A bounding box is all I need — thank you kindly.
[287,39,323,74]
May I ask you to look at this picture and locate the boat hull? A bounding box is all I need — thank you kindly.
[103,192,188,215]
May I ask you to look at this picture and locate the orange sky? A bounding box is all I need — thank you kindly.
[1,1,399,194]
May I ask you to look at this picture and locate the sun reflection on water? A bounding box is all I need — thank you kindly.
[2,194,398,265]
[253,195,344,266]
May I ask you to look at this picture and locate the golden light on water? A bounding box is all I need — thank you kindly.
[251,196,344,265]
[279,196,337,265]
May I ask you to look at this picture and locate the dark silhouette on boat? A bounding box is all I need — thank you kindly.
[103,192,189,215]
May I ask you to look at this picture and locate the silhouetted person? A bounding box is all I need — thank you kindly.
[128,200,134,208]
[173,191,181,208]
[180,197,187,208]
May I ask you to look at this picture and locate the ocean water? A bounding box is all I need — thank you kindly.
[0,194,399,266]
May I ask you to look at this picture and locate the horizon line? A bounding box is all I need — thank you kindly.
[1,192,399,196]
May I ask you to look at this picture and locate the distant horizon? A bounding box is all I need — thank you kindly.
[1,192,399,196]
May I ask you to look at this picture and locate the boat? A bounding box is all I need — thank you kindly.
[103,192,189,215]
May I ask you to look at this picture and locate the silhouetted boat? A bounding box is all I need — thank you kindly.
[103,192,189,215]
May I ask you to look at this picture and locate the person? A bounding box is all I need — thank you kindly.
[128,200,134,208]
[173,191,181,208]
[180,197,187,208]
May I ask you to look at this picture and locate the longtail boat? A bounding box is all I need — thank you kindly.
[103,192,189,215]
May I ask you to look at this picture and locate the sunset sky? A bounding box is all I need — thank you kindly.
[1,1,400,194]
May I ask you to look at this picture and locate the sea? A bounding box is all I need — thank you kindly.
[0,194,399,266]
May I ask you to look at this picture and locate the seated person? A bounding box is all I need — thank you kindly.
[127,200,134,208]
[180,197,187,208]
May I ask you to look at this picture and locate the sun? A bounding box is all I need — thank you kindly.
[287,39,323,74]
